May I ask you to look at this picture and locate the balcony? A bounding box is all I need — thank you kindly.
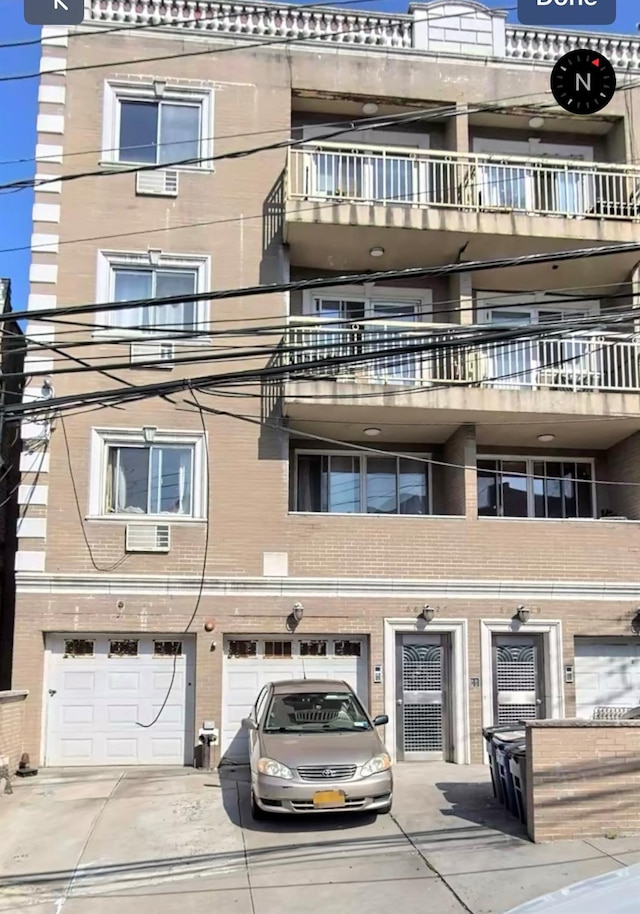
[285,144,640,284]
[280,319,640,447]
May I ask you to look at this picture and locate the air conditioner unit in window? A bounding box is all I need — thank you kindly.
[129,341,174,369]
[125,524,170,553]
[135,169,179,197]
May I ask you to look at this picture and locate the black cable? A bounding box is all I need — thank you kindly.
[134,387,211,730]
[6,305,639,418]
[6,238,640,329]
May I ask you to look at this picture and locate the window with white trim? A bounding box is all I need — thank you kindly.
[294,451,430,515]
[96,251,208,335]
[89,429,206,520]
[102,81,214,168]
[478,457,595,519]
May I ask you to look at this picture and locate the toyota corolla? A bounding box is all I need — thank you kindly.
[242,679,393,818]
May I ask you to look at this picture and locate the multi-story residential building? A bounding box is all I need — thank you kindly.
[0,279,26,688]
[14,0,640,769]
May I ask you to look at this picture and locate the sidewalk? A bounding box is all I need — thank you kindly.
[1,763,638,914]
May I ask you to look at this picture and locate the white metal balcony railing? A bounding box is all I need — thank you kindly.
[288,144,640,221]
[285,319,640,393]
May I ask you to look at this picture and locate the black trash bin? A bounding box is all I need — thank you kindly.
[493,730,525,814]
[509,744,527,825]
[483,726,524,805]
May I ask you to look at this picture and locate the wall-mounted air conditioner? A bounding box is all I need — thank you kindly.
[125,524,171,553]
[135,169,179,197]
[129,341,174,369]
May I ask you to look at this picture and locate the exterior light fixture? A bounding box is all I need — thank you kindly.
[41,379,54,400]
[292,602,304,623]
[528,116,544,129]
[632,610,640,635]
[362,102,379,116]
[364,427,381,437]
[142,426,157,443]
[515,606,530,624]
[537,434,555,443]
[421,605,435,623]
[369,247,385,258]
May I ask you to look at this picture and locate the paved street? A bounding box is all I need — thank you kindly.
[1,763,640,914]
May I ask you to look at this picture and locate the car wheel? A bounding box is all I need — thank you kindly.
[250,790,267,820]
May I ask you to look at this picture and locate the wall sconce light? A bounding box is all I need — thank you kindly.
[142,426,157,443]
[515,606,530,624]
[41,379,54,400]
[631,609,640,635]
[420,605,435,623]
[292,602,304,623]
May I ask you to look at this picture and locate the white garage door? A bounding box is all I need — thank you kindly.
[222,635,369,760]
[575,638,640,720]
[45,634,195,766]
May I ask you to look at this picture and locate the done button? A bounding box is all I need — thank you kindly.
[517,0,616,26]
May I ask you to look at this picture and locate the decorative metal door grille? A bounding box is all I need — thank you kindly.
[401,643,444,754]
[495,644,538,725]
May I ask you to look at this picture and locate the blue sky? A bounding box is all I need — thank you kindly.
[0,0,638,315]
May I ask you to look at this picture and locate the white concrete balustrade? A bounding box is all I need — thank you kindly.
[287,143,640,220]
[89,0,640,70]
[285,319,640,393]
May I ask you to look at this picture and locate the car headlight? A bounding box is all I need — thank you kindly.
[257,757,293,779]
[360,753,392,778]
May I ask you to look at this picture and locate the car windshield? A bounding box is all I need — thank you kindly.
[263,690,372,733]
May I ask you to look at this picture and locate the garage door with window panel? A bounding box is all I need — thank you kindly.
[45,634,195,766]
[221,636,368,760]
[575,638,640,720]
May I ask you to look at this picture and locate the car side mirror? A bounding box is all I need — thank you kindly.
[241,717,257,731]
[373,715,388,727]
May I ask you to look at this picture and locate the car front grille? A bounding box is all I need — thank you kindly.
[297,764,357,781]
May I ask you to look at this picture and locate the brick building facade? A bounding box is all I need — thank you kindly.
[13,1,640,768]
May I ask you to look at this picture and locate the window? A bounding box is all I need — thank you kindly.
[335,640,362,657]
[154,640,182,657]
[295,452,429,515]
[300,641,327,657]
[64,639,94,658]
[103,81,213,169]
[478,458,594,519]
[109,639,138,657]
[264,690,372,733]
[89,428,206,520]
[96,251,209,336]
[228,640,257,658]
[264,641,292,659]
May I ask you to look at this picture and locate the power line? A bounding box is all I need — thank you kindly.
[6,239,640,328]
[6,304,640,415]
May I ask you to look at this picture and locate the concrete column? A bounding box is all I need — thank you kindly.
[441,424,477,518]
[447,272,473,325]
[446,103,469,155]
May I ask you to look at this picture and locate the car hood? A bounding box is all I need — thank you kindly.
[259,729,386,768]
[503,862,640,914]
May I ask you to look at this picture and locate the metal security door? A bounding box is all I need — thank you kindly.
[493,634,545,726]
[395,633,450,761]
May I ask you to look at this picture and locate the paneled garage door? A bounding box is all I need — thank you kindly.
[575,638,640,720]
[221,635,369,761]
[45,634,195,766]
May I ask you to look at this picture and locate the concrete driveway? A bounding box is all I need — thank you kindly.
[1,763,640,914]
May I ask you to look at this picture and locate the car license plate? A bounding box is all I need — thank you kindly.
[313,790,346,808]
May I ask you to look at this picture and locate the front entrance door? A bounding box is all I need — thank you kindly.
[395,632,451,761]
[492,634,546,726]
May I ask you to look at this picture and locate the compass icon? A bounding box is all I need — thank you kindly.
[550,49,616,115]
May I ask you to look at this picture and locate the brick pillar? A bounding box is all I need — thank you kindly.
[606,431,640,519]
[442,424,477,517]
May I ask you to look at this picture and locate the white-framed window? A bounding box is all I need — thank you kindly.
[294,450,430,516]
[303,285,432,322]
[101,80,214,169]
[88,428,207,520]
[95,250,209,336]
[477,456,596,520]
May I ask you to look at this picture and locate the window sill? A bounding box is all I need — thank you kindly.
[92,330,213,345]
[478,515,639,523]
[98,160,215,175]
[288,511,465,520]
[85,515,207,525]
